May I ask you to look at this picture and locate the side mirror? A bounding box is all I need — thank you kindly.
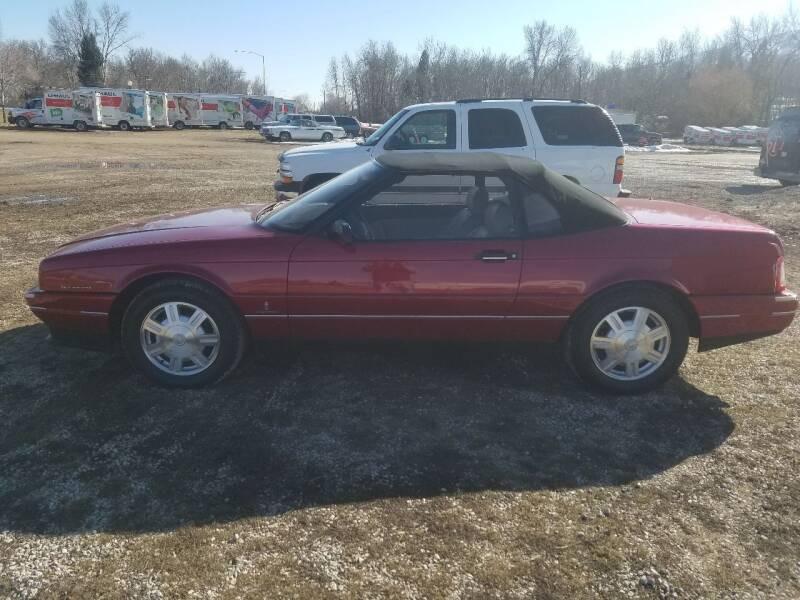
[329,219,354,245]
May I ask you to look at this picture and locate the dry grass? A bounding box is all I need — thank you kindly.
[0,127,799,599]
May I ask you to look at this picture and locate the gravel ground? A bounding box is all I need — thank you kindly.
[0,128,798,599]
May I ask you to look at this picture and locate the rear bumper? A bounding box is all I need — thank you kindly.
[25,287,114,345]
[693,291,797,351]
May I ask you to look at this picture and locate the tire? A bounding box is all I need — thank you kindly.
[321,131,333,142]
[244,121,254,130]
[279,131,291,142]
[218,122,228,131]
[779,180,799,187]
[74,120,88,132]
[16,116,30,129]
[565,287,689,394]
[118,120,131,131]
[121,279,247,388]
[174,120,185,131]
[419,134,429,144]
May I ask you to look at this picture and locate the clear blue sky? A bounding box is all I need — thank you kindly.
[1,0,793,100]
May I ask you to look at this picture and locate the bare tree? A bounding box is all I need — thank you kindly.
[48,0,94,83]
[96,2,135,83]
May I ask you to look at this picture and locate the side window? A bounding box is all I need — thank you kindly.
[521,190,562,237]
[532,106,622,146]
[385,110,456,150]
[468,108,527,149]
[345,174,519,241]
[301,119,314,127]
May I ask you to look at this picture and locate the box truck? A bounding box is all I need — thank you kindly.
[83,88,156,130]
[148,92,169,127]
[167,93,243,129]
[11,90,103,131]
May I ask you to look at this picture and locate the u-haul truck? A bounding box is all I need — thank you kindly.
[241,96,297,128]
[167,93,243,129]
[12,90,103,131]
[83,88,155,130]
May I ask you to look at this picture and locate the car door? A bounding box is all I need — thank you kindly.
[297,119,318,140]
[286,173,524,340]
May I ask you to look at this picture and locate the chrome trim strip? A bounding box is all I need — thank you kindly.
[775,294,798,303]
[29,306,47,312]
[79,310,108,316]
[245,314,287,318]
[700,314,740,320]
[771,311,797,317]
[281,314,569,320]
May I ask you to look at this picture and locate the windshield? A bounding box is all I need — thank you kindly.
[361,108,409,146]
[259,161,384,232]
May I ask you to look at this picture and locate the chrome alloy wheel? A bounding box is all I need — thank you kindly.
[139,302,220,376]
[589,306,671,381]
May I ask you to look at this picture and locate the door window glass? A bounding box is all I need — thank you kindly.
[385,110,456,150]
[345,174,519,241]
[468,108,527,149]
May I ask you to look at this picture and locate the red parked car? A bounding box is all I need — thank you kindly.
[25,153,796,393]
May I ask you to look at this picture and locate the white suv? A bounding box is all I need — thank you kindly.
[274,99,627,197]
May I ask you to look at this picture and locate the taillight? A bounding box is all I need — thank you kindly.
[613,156,624,184]
[775,256,786,293]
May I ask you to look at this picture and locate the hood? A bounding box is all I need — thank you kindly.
[283,141,369,158]
[617,198,772,233]
[64,205,263,245]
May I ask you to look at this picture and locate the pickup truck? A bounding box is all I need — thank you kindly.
[274,98,627,197]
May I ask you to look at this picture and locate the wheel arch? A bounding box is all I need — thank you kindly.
[564,280,700,340]
[109,270,241,342]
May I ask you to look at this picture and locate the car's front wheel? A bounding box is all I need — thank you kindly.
[122,279,246,387]
[279,131,291,142]
[566,287,689,394]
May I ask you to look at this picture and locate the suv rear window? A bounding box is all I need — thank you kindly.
[316,116,334,122]
[336,116,355,125]
[468,108,527,149]
[533,106,622,146]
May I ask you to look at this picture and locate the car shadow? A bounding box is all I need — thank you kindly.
[725,184,783,195]
[0,324,734,535]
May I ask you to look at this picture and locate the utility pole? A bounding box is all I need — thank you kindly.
[235,49,266,96]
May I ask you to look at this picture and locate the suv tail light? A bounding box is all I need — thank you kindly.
[775,256,786,293]
[613,156,624,184]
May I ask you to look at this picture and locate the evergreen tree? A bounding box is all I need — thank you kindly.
[77,32,103,86]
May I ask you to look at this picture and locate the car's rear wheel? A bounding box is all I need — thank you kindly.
[118,120,131,131]
[218,121,228,130]
[244,121,254,130]
[566,287,689,394]
[174,120,185,130]
[74,120,88,132]
[122,279,246,387]
[279,131,291,142]
[321,131,333,142]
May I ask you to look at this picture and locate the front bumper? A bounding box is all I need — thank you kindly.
[693,291,798,351]
[273,179,302,193]
[25,286,115,348]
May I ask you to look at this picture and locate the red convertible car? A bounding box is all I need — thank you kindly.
[25,153,796,393]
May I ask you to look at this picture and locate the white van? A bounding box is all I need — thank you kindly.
[12,90,103,131]
[275,98,627,197]
[85,88,154,130]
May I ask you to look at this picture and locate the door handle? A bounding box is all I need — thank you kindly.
[477,250,518,262]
